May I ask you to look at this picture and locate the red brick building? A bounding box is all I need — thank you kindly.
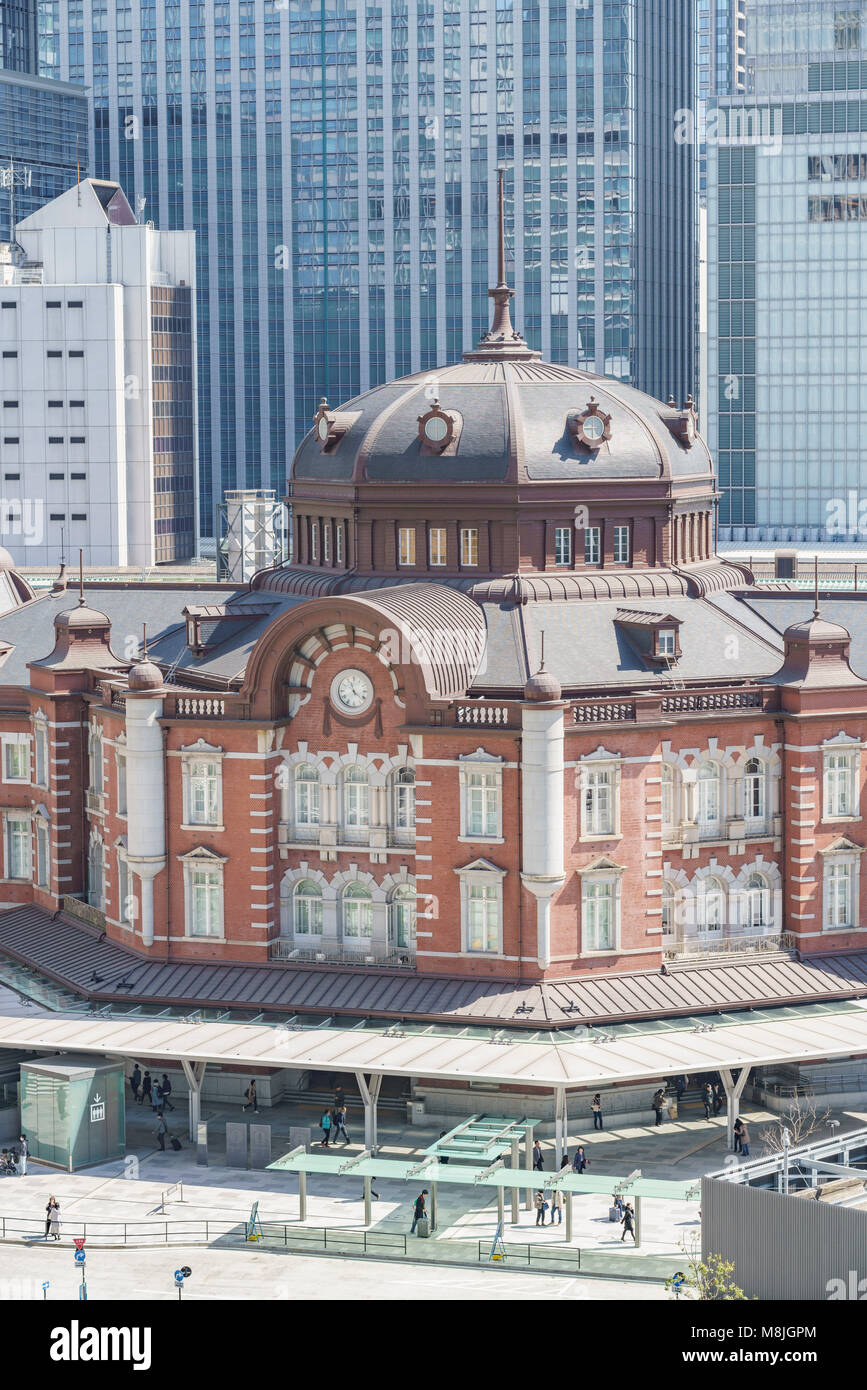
[0,268,867,1008]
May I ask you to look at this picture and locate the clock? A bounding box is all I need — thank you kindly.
[317,415,330,442]
[568,396,612,451]
[417,399,456,452]
[330,668,374,715]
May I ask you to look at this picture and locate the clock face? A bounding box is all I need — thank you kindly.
[331,668,374,715]
[583,413,604,440]
[317,416,330,442]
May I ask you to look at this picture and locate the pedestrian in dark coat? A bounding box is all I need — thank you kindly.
[160,1075,175,1111]
[532,1139,544,1171]
[130,1065,141,1102]
[140,1071,152,1106]
[572,1145,589,1174]
[620,1202,636,1243]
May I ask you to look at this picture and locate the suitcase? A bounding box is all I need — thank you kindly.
[415,1216,430,1238]
[609,1206,621,1222]
[170,1136,182,1151]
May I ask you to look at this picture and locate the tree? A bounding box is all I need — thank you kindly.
[759,1091,830,1156]
[668,1235,750,1301]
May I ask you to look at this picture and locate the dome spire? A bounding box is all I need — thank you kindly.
[463,168,540,362]
[813,554,820,620]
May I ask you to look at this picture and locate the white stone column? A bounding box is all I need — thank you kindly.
[521,700,567,968]
[124,690,166,947]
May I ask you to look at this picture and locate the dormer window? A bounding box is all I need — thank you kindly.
[615,609,682,665]
[312,397,357,451]
[663,394,697,447]
[568,396,612,450]
[417,398,461,455]
[657,628,676,657]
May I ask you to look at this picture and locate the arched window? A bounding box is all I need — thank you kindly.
[745,872,770,929]
[293,879,323,937]
[697,875,725,933]
[696,761,722,835]
[343,882,373,939]
[343,764,369,834]
[88,728,103,795]
[743,758,765,824]
[294,764,320,831]
[661,764,676,831]
[88,836,104,911]
[390,884,416,951]
[393,767,415,831]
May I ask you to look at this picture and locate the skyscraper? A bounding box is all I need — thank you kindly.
[706,0,867,540]
[48,0,696,542]
[0,0,86,241]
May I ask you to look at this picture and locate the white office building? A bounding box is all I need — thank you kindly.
[0,177,198,567]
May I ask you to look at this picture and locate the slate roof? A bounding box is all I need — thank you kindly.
[2,906,867,1029]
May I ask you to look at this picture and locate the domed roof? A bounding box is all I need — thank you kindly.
[0,545,16,571]
[524,667,562,703]
[783,614,850,643]
[127,658,163,692]
[55,601,111,632]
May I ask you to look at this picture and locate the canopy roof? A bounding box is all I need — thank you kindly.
[0,997,865,1090]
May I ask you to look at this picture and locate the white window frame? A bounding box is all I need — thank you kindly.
[460,526,479,567]
[32,717,48,788]
[287,878,324,940]
[35,816,49,889]
[393,766,416,837]
[342,882,374,942]
[579,866,622,954]
[459,753,504,841]
[180,742,224,830]
[658,628,676,657]
[580,761,618,838]
[429,526,447,566]
[398,526,416,566]
[661,880,677,943]
[697,875,726,934]
[116,748,127,817]
[821,843,863,931]
[696,761,723,837]
[554,526,572,566]
[117,851,135,927]
[87,726,103,794]
[310,520,318,562]
[742,757,767,828]
[389,884,416,951]
[87,831,104,909]
[4,811,30,881]
[181,850,226,940]
[292,763,321,839]
[2,733,29,784]
[584,526,601,564]
[342,763,370,837]
[456,861,505,955]
[744,871,771,930]
[661,763,677,832]
[613,525,630,564]
[823,741,860,820]
[335,525,344,565]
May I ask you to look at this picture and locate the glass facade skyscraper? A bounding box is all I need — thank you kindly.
[45,0,695,540]
[707,0,867,539]
[0,1,86,242]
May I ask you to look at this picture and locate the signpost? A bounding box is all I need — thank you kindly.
[73,1241,86,1301]
[245,1201,264,1242]
[42,1281,49,1300]
[173,1265,191,1301]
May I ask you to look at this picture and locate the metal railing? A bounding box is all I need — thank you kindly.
[268,941,416,969]
[664,930,797,960]
[476,1239,582,1270]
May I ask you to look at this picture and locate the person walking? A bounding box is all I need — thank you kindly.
[550,1187,564,1225]
[45,1196,59,1239]
[651,1089,665,1127]
[572,1145,588,1174]
[733,1116,744,1154]
[739,1118,751,1159]
[140,1071,152,1108]
[160,1075,175,1111]
[675,1074,687,1105]
[319,1108,333,1147]
[591,1093,603,1131]
[156,1112,169,1152]
[333,1104,350,1145]
[242,1080,259,1113]
[559,1153,570,1171]
[703,1082,714,1120]
[713,1082,724,1116]
[620,1201,637,1244]
[152,1078,163,1113]
[611,1193,625,1220]
[534,1190,548,1226]
[532,1139,544,1171]
[129,1064,141,1104]
[16,1134,27,1176]
[48,1201,61,1241]
[410,1189,428,1234]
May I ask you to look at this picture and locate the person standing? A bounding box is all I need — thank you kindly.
[739,1118,751,1159]
[703,1082,714,1120]
[534,1190,548,1226]
[550,1187,564,1225]
[48,1201,61,1241]
[675,1075,687,1105]
[713,1082,724,1116]
[45,1196,59,1239]
[160,1075,175,1111]
[156,1112,169,1152]
[620,1202,636,1244]
[152,1078,163,1113]
[532,1139,544,1171]
[572,1145,588,1174]
[17,1134,27,1176]
[591,1093,603,1130]
[140,1071,152,1108]
[130,1064,141,1104]
[242,1080,259,1113]
[410,1189,428,1234]
[733,1116,744,1153]
[319,1108,332,1147]
[651,1089,665,1126]
[333,1104,350,1145]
